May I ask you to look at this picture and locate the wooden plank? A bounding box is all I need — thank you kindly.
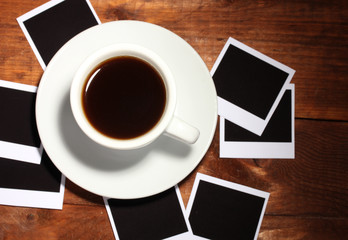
[182,119,348,216]
[0,1,45,86]
[0,204,113,240]
[61,119,348,218]
[63,179,105,206]
[0,120,346,237]
[0,0,347,120]
[1,205,347,240]
[94,0,348,121]
[259,215,348,239]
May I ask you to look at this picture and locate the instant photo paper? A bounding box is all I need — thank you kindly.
[104,186,193,240]
[186,173,269,240]
[17,0,100,69]
[0,150,65,209]
[211,37,295,136]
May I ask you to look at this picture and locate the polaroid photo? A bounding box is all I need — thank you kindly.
[0,80,43,164]
[220,84,295,159]
[104,186,194,240]
[211,37,295,136]
[0,150,66,210]
[17,0,101,69]
[186,173,269,240]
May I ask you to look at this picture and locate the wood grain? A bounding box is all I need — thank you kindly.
[259,215,348,240]
[0,204,113,240]
[0,0,347,239]
[188,119,348,215]
[1,0,347,120]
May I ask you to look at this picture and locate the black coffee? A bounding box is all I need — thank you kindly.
[82,56,166,139]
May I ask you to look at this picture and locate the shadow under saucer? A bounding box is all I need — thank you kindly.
[58,91,192,172]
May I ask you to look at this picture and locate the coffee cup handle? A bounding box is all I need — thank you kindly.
[164,117,200,144]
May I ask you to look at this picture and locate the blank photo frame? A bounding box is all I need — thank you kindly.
[186,173,269,240]
[104,186,194,240]
[211,37,295,136]
[220,84,295,159]
[0,80,65,209]
[0,150,65,209]
[17,0,100,69]
[0,80,42,164]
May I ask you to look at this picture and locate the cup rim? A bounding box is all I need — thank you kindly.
[70,43,176,150]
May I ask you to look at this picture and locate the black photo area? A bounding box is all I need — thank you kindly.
[225,89,292,142]
[0,87,40,147]
[107,187,188,240]
[0,150,61,192]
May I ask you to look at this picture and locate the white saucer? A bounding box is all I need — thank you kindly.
[36,21,217,199]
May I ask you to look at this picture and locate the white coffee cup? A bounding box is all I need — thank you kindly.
[70,43,200,150]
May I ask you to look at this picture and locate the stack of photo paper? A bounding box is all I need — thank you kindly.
[0,80,65,209]
[212,37,295,159]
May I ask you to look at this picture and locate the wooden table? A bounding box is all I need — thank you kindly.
[0,0,347,239]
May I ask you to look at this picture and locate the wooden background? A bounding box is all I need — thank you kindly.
[0,0,347,239]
